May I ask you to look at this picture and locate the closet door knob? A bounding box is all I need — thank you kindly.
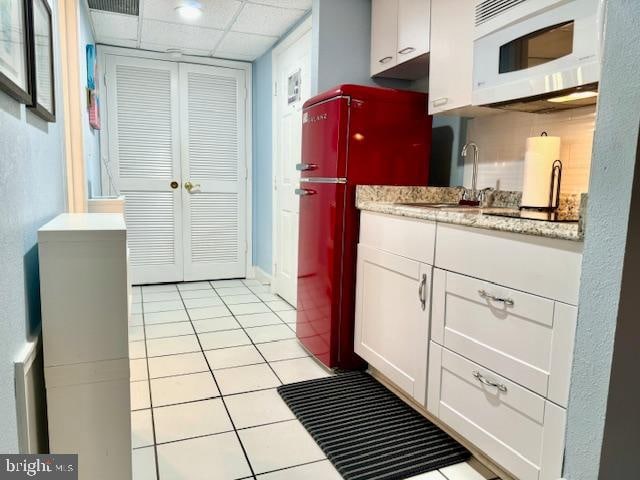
[184,181,200,193]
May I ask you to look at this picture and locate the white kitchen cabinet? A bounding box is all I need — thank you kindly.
[355,243,431,405]
[435,223,583,306]
[370,0,430,79]
[397,0,431,63]
[428,345,566,480]
[428,0,493,115]
[371,0,399,76]
[431,269,577,407]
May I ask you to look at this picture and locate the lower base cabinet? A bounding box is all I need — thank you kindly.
[354,243,431,405]
[428,343,566,480]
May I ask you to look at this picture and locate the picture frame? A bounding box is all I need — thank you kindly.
[0,0,32,103]
[26,0,55,122]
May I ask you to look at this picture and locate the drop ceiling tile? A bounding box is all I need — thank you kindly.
[142,0,243,30]
[140,42,211,57]
[99,37,139,48]
[249,0,312,10]
[232,3,306,37]
[215,31,278,61]
[141,19,224,52]
[91,10,139,42]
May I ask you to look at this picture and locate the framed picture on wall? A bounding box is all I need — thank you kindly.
[27,0,55,121]
[0,0,32,103]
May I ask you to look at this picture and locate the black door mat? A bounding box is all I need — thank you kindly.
[277,371,470,480]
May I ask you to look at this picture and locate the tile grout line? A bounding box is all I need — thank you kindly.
[138,286,162,480]
[176,283,259,480]
[213,285,288,386]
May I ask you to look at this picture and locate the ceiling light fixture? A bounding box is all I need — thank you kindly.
[175,1,202,21]
[547,91,598,103]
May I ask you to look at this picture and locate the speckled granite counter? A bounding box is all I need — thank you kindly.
[356,186,585,242]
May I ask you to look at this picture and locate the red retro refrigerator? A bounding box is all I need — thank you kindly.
[296,84,432,369]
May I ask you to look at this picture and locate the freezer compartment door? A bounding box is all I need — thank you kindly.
[296,182,346,368]
[300,97,350,180]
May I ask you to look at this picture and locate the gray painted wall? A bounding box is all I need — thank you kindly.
[311,0,411,95]
[311,0,376,94]
[0,0,67,452]
[563,1,640,478]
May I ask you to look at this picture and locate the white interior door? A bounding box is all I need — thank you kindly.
[179,63,247,281]
[273,26,312,305]
[105,55,183,284]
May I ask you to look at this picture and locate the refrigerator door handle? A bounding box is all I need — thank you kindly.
[296,163,318,171]
[299,177,347,184]
[295,188,317,196]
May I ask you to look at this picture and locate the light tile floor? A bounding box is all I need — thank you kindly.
[129,279,499,480]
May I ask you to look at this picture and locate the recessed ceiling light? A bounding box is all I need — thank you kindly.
[176,1,202,21]
[547,91,598,103]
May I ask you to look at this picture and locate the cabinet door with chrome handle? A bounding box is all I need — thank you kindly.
[398,47,416,55]
[418,273,427,311]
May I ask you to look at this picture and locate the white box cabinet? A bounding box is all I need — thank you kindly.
[371,0,430,79]
[39,213,131,480]
[355,211,435,405]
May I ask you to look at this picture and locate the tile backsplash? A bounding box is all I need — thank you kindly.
[462,105,596,194]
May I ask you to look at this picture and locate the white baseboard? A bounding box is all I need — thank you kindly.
[251,266,273,285]
[15,335,47,453]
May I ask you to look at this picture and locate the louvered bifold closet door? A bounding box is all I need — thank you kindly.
[105,55,183,284]
[179,63,247,281]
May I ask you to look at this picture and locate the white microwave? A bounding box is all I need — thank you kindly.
[472,0,605,112]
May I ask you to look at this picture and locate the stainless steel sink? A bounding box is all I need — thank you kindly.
[398,202,480,209]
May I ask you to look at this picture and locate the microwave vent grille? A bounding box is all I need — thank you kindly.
[475,0,528,26]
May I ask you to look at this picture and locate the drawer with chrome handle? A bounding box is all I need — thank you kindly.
[472,370,507,392]
[478,289,514,307]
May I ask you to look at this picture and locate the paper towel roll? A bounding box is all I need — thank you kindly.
[521,135,561,208]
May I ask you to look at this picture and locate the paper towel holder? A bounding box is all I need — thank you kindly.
[521,158,562,211]
[547,159,563,210]
[521,131,563,212]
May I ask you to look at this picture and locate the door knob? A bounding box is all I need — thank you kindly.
[184,181,200,193]
[170,181,179,189]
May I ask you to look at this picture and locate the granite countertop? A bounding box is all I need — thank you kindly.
[356,186,586,242]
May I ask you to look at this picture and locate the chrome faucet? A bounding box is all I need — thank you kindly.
[461,142,480,203]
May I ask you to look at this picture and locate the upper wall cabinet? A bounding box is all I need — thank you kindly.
[371,0,431,80]
[428,0,492,116]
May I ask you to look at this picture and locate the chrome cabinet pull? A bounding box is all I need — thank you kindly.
[295,188,316,196]
[418,274,427,311]
[398,47,415,55]
[296,163,317,171]
[473,371,507,392]
[379,56,393,64]
[478,289,514,307]
[432,97,449,107]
